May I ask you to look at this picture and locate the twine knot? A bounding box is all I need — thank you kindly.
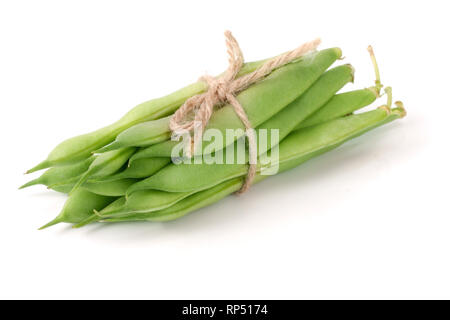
[169,31,321,194]
[199,75,231,103]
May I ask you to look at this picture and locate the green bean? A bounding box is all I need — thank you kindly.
[94,157,170,182]
[126,63,353,194]
[69,147,136,194]
[19,156,94,190]
[25,58,279,173]
[108,48,342,158]
[95,116,172,153]
[74,197,127,227]
[82,179,138,196]
[102,177,247,223]
[51,157,169,192]
[103,190,190,216]
[295,88,377,129]
[39,189,116,229]
[48,177,139,196]
[95,107,405,224]
[19,156,95,189]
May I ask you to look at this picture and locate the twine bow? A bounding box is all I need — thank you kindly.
[169,31,321,194]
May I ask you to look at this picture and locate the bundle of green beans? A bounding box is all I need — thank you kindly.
[20,46,406,229]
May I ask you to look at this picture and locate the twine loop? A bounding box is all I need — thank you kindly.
[169,31,321,194]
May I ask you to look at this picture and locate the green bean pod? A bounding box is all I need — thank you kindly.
[82,179,139,196]
[19,156,94,190]
[92,107,405,224]
[40,189,116,229]
[105,190,190,216]
[93,157,171,182]
[51,178,139,197]
[25,57,285,173]
[69,147,136,194]
[295,88,377,130]
[95,116,172,153]
[49,157,169,192]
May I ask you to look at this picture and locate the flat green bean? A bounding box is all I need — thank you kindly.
[49,178,139,196]
[82,179,138,196]
[95,116,172,153]
[40,189,116,229]
[94,157,170,182]
[19,156,94,190]
[295,88,377,129]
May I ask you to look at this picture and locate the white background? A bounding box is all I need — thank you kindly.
[0,0,448,299]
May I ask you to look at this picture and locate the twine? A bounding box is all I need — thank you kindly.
[169,31,321,194]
